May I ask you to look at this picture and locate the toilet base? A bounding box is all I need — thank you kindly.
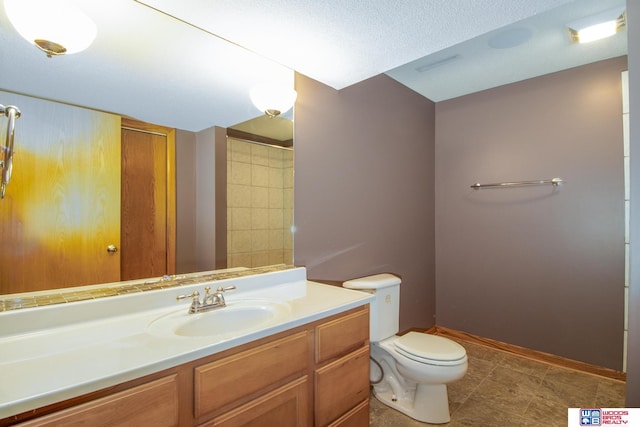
[373,383,451,424]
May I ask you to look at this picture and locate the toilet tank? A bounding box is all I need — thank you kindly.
[343,273,401,342]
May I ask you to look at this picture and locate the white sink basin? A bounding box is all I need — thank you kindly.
[147,300,291,338]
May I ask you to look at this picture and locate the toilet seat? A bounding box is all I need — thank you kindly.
[393,332,467,366]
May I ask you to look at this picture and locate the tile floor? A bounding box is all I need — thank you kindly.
[369,339,626,426]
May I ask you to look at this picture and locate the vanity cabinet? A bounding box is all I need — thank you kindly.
[7,305,369,427]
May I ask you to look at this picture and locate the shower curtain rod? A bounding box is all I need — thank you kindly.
[470,177,563,189]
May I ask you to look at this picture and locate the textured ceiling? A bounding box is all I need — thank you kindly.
[387,0,627,101]
[0,0,628,132]
[139,0,575,90]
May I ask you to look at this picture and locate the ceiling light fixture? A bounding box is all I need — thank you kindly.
[250,84,297,118]
[567,7,626,44]
[4,0,97,57]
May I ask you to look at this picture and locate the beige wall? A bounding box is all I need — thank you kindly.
[435,56,628,370]
[293,73,437,331]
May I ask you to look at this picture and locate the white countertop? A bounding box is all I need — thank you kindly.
[0,267,373,419]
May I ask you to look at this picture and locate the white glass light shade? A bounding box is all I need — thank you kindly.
[250,84,297,117]
[4,0,97,56]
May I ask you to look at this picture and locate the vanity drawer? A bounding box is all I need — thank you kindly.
[315,306,369,364]
[327,399,369,427]
[194,331,309,420]
[201,376,308,427]
[315,345,370,426]
[17,374,179,427]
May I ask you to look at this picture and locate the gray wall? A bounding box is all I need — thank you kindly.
[435,56,627,370]
[175,127,218,273]
[293,73,437,331]
[175,129,197,274]
[195,127,217,271]
[626,0,640,406]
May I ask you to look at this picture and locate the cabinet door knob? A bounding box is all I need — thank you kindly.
[107,244,119,253]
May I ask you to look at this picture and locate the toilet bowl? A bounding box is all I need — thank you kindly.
[344,274,468,424]
[371,332,467,423]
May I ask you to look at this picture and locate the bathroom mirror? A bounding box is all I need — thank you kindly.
[0,0,627,297]
[0,0,296,295]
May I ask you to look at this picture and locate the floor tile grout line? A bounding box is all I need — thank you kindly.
[451,356,501,415]
[520,364,549,416]
[453,371,489,412]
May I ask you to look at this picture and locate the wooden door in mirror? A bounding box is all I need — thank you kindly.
[0,91,121,294]
[120,118,176,281]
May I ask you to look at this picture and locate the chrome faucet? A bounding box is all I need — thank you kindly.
[176,285,236,314]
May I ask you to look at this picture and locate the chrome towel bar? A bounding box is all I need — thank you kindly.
[1,103,21,199]
[471,177,563,189]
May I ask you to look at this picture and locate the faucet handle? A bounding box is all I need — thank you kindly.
[176,290,200,303]
[176,290,200,301]
[212,285,235,306]
[176,290,201,313]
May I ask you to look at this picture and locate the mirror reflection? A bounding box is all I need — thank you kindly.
[225,116,294,269]
[0,88,294,295]
[0,0,298,296]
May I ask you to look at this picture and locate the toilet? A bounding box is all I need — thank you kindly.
[343,273,467,424]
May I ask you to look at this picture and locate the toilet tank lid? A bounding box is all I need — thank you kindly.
[343,273,401,289]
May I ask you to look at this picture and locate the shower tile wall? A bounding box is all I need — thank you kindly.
[623,70,630,372]
[227,138,293,268]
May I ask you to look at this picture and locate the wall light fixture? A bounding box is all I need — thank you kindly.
[567,7,626,44]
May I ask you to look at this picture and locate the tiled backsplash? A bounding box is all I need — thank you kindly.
[227,138,294,268]
[0,265,294,312]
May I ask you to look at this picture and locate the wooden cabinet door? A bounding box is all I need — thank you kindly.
[0,91,121,294]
